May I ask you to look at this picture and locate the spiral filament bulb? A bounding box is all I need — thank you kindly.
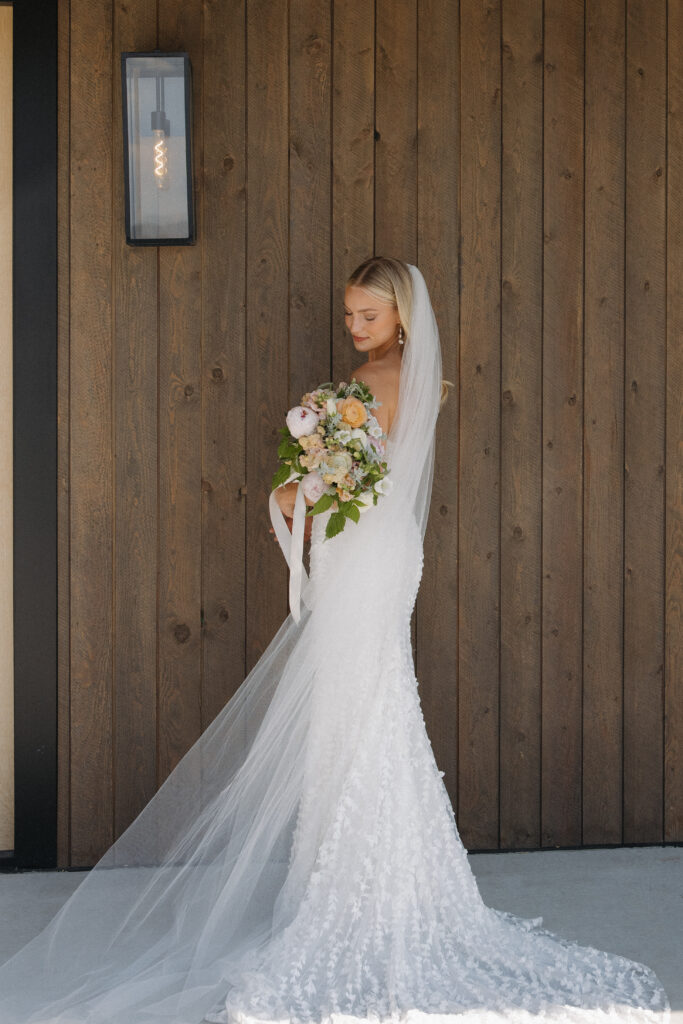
[152,129,170,190]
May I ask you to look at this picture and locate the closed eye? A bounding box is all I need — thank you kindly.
[344,311,376,321]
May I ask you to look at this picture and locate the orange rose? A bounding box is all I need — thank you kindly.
[337,396,367,428]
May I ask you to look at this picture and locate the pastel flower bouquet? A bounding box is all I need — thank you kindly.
[272,379,392,539]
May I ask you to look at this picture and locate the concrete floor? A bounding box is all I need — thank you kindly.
[0,845,680,1020]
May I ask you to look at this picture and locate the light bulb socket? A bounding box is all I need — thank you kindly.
[150,109,170,135]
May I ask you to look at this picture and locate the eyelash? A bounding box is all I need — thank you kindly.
[344,312,376,321]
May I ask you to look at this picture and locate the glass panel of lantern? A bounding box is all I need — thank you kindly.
[121,52,195,245]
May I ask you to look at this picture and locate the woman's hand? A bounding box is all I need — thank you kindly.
[275,480,298,518]
[269,513,313,543]
[270,480,314,543]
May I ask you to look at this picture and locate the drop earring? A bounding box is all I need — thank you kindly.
[397,325,404,345]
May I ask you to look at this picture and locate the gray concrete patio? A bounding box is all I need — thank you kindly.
[0,844,680,1020]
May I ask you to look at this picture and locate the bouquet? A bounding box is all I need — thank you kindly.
[272,378,392,539]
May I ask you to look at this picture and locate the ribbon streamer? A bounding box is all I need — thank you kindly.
[268,473,313,623]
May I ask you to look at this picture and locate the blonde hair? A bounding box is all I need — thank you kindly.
[346,256,453,409]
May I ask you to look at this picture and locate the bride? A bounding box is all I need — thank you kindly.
[0,259,670,1024]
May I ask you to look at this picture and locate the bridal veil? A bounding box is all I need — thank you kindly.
[0,263,443,1023]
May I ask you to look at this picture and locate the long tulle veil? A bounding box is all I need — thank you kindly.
[0,263,443,1024]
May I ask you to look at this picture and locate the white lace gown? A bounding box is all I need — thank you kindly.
[4,262,668,1024]
[201,506,671,1024]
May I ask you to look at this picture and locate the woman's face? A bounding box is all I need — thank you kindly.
[343,285,401,356]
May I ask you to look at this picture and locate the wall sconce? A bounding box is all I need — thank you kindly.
[121,51,195,245]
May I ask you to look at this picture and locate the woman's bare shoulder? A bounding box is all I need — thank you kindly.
[352,359,400,388]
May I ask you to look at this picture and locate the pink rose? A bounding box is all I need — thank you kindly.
[286,405,319,438]
[302,471,328,504]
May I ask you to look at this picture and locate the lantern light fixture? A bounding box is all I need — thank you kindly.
[121,51,195,245]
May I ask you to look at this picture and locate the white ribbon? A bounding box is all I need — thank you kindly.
[269,472,313,623]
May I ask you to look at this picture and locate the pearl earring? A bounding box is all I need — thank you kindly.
[398,325,404,345]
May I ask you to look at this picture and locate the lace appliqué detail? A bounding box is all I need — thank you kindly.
[203,512,669,1024]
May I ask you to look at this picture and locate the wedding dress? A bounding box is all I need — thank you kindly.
[0,265,670,1024]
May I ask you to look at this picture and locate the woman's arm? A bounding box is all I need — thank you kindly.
[275,480,299,518]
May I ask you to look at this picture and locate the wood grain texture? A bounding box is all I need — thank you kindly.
[541,0,584,849]
[201,0,248,730]
[331,0,374,385]
[375,0,417,260]
[582,0,625,846]
[112,0,158,842]
[289,0,332,401]
[375,0,419,657]
[623,0,666,844]
[55,0,683,865]
[68,0,114,867]
[457,0,502,851]
[665,0,683,842]
[157,0,204,786]
[499,0,543,850]
[415,0,460,819]
[245,0,290,672]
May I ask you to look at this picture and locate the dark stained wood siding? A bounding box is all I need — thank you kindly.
[57,0,683,866]
[665,0,683,843]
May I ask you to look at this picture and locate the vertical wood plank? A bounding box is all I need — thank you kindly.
[499,0,543,850]
[201,0,248,727]
[56,0,683,865]
[582,0,625,846]
[458,0,502,850]
[69,0,114,866]
[331,0,375,385]
[112,0,159,839]
[57,0,71,868]
[540,0,584,849]
[289,0,332,401]
[623,0,666,844]
[375,0,417,655]
[245,0,290,670]
[375,0,417,259]
[415,0,460,816]
[665,0,683,843]
[157,1,204,784]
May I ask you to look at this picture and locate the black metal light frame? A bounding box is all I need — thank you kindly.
[120,51,195,246]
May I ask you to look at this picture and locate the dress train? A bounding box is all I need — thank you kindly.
[199,507,670,1024]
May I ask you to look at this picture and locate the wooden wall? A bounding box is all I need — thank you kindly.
[57,0,683,867]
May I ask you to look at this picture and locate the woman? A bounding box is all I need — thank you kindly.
[270,258,407,544]
[0,259,670,1024]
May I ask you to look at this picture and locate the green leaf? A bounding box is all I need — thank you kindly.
[325,511,347,538]
[278,436,301,459]
[306,491,336,516]
[271,463,293,490]
[343,502,360,524]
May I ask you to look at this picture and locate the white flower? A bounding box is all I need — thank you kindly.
[333,428,352,445]
[367,419,384,438]
[349,428,368,448]
[286,405,320,438]
[302,471,328,504]
[326,397,338,416]
[320,450,353,485]
[373,476,393,496]
[356,491,375,514]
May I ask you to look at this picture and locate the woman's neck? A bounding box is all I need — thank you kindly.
[368,337,403,364]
